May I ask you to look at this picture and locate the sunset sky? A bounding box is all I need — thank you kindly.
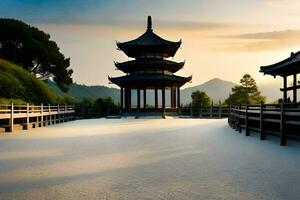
[1,0,300,88]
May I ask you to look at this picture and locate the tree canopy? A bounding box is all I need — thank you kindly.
[191,91,211,108]
[225,74,266,105]
[0,18,73,92]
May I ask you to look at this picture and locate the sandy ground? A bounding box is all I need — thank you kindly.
[0,118,300,200]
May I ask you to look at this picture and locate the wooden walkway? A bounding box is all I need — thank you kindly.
[0,103,75,132]
[228,103,300,146]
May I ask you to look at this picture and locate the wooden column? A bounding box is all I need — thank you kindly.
[136,89,140,118]
[173,87,177,108]
[162,86,165,109]
[177,87,180,108]
[125,88,129,109]
[143,89,146,108]
[128,89,131,109]
[137,89,140,109]
[293,74,297,103]
[162,86,166,118]
[120,87,123,109]
[170,87,174,108]
[283,76,287,102]
[155,88,158,109]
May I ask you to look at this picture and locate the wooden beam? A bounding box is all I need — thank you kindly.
[280,84,300,91]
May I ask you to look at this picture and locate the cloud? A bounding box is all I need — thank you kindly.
[225,30,300,40]
[217,29,300,52]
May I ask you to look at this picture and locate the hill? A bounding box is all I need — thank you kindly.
[47,81,120,103]
[0,59,62,104]
[181,78,237,104]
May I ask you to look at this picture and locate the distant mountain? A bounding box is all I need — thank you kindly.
[181,78,237,104]
[47,78,283,104]
[46,80,120,103]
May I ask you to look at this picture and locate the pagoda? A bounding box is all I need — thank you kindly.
[108,16,192,116]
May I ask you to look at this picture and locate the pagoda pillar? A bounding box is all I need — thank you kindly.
[128,89,131,109]
[137,89,140,110]
[143,89,147,108]
[171,87,174,108]
[293,74,297,103]
[177,87,181,108]
[124,88,128,109]
[174,87,177,108]
[120,87,123,109]
[283,76,287,102]
[155,88,158,109]
[162,86,165,109]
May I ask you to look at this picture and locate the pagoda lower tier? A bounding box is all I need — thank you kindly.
[109,74,191,88]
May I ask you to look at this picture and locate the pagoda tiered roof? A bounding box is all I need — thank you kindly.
[109,74,192,88]
[260,51,300,77]
[116,16,181,58]
[115,59,185,73]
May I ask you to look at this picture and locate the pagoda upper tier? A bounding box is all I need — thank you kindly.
[115,59,185,74]
[116,16,181,58]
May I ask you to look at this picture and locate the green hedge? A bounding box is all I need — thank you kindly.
[0,59,72,104]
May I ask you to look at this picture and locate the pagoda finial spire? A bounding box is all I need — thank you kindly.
[147,16,152,31]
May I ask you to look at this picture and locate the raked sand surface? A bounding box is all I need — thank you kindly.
[0,118,300,200]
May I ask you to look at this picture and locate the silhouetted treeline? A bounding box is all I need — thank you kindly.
[75,97,119,119]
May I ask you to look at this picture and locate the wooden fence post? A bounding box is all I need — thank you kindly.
[64,104,67,122]
[232,104,235,129]
[199,103,202,118]
[9,102,14,132]
[280,101,286,146]
[238,104,242,133]
[40,103,43,127]
[25,103,29,130]
[218,100,222,118]
[57,104,60,123]
[235,105,239,131]
[48,104,51,125]
[245,104,250,136]
[210,102,213,118]
[228,104,231,126]
[260,102,265,140]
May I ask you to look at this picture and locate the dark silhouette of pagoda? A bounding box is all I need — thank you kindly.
[109,16,192,117]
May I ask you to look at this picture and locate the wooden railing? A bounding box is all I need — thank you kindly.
[228,102,300,146]
[180,106,229,118]
[0,103,75,132]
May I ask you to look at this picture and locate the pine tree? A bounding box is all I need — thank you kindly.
[225,74,265,104]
